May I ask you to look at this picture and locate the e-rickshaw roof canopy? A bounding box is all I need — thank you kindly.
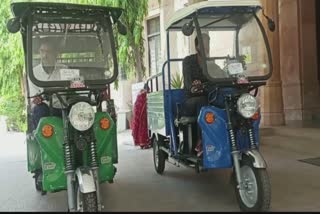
[10,0,123,23]
[165,0,261,31]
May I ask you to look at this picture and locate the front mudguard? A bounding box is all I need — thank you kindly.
[242,150,267,168]
[75,167,96,193]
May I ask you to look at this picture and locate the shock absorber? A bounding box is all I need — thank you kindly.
[248,127,257,150]
[62,110,76,211]
[89,130,98,168]
[225,96,243,191]
[63,142,74,171]
[225,97,237,152]
[89,129,102,211]
[89,140,98,168]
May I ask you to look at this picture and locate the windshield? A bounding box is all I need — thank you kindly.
[198,12,271,82]
[31,20,115,85]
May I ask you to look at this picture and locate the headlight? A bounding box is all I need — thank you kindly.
[237,94,258,118]
[69,102,95,131]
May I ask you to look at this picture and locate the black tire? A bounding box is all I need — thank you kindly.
[34,170,42,192]
[75,182,98,212]
[152,136,166,174]
[233,156,271,212]
[82,192,98,212]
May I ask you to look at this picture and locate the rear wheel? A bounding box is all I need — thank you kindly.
[75,182,98,212]
[153,136,166,174]
[234,156,271,212]
[34,169,42,192]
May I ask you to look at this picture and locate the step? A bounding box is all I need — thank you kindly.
[260,126,320,157]
[260,126,320,142]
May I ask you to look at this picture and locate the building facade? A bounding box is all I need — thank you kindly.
[143,0,320,127]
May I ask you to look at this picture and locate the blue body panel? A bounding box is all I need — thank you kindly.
[199,106,261,169]
[164,89,186,136]
[161,87,261,165]
[198,106,232,168]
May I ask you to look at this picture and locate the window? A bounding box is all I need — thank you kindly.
[147,17,161,76]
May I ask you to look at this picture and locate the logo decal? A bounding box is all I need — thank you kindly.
[101,156,112,165]
[206,145,215,152]
[44,162,56,170]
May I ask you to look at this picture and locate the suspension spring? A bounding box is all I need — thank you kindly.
[229,128,237,151]
[64,143,74,171]
[90,140,98,168]
[248,128,257,149]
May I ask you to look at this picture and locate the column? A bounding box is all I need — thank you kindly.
[260,0,285,126]
[278,0,303,124]
[298,0,320,121]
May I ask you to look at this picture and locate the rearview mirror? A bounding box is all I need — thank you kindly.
[268,18,275,32]
[7,18,20,33]
[117,21,127,36]
[182,20,194,36]
[261,8,276,32]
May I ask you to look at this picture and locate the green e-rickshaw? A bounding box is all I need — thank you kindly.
[7,1,126,211]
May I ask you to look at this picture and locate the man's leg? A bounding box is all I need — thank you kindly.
[31,103,50,132]
[182,96,208,156]
[52,108,62,118]
[195,96,208,157]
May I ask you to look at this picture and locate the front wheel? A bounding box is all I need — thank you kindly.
[234,156,271,212]
[152,136,166,174]
[75,182,98,212]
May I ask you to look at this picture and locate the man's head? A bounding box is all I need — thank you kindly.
[39,38,58,67]
[195,33,210,57]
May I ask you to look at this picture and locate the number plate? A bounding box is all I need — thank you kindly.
[228,62,244,75]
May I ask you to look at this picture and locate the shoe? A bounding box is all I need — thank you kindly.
[195,139,203,157]
[197,150,203,157]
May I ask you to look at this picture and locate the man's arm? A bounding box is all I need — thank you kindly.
[183,56,204,95]
[182,57,192,93]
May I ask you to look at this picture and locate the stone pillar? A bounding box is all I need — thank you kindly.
[278,0,320,125]
[260,0,285,126]
[298,0,320,121]
[278,0,303,124]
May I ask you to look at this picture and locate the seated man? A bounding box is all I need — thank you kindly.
[28,38,67,132]
[182,33,225,157]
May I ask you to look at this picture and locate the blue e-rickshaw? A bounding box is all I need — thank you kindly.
[146,0,275,212]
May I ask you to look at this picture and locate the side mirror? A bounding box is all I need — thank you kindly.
[268,18,276,32]
[261,8,276,32]
[182,20,194,36]
[117,21,127,36]
[7,18,20,33]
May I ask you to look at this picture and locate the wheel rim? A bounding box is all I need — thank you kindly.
[153,140,159,168]
[239,165,258,208]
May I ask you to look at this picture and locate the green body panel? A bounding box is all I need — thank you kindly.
[32,112,117,192]
[35,117,66,192]
[147,91,165,132]
[93,112,117,182]
[26,136,42,172]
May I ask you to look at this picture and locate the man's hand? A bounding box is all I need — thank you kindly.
[32,96,43,105]
[191,80,204,94]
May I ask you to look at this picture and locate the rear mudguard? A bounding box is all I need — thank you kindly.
[75,167,96,193]
[198,106,260,169]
